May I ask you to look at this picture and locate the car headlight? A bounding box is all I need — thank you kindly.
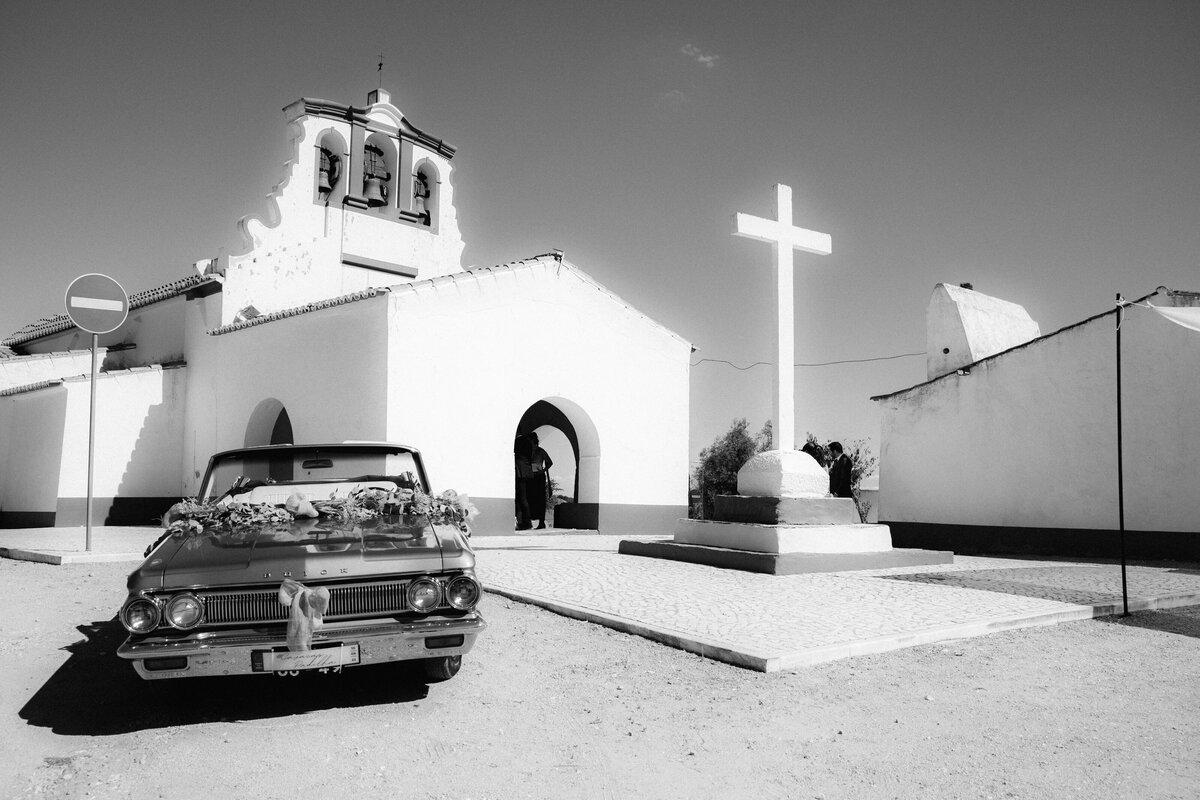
[407,577,441,613]
[121,598,161,633]
[445,576,480,610]
[165,593,204,630]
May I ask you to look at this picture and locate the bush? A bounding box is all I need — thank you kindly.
[691,419,771,519]
[547,476,571,508]
[691,422,879,523]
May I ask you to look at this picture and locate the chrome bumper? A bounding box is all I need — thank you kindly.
[117,613,486,680]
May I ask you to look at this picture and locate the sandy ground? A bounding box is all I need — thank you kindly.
[2,558,1199,800]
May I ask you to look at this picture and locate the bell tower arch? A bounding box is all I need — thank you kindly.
[221,87,466,326]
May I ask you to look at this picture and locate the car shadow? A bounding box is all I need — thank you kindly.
[20,618,430,736]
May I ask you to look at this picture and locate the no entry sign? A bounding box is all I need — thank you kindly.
[65,273,129,335]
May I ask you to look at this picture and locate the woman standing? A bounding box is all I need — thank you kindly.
[514,434,533,530]
[526,433,554,530]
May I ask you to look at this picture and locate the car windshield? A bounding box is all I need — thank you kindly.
[197,445,425,504]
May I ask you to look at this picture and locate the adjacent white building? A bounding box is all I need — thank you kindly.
[873,283,1200,559]
[0,88,692,535]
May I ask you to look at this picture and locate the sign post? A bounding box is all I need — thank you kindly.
[64,274,129,551]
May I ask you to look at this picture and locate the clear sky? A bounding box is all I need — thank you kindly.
[3,1,1198,462]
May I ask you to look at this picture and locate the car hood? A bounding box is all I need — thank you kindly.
[128,516,473,592]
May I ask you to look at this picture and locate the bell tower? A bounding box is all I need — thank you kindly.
[219,88,466,325]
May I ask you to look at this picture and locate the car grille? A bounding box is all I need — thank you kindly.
[198,578,446,627]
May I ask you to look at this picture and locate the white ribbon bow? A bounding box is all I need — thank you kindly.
[277,578,331,652]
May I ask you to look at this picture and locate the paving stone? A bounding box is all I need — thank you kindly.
[6,528,1199,672]
[472,535,1200,671]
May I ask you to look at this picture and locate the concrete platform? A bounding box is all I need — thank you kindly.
[619,538,954,574]
[472,535,1200,672]
[6,528,1200,673]
[674,518,896,554]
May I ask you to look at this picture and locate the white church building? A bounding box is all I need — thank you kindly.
[0,88,692,535]
[873,283,1200,559]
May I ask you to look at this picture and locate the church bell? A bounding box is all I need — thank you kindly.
[317,148,338,198]
[363,175,388,206]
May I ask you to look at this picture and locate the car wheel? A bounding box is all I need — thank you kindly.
[421,655,462,682]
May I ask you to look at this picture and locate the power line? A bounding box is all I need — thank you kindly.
[691,351,924,370]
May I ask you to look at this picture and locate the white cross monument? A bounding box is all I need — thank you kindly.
[733,183,832,453]
[618,185,948,571]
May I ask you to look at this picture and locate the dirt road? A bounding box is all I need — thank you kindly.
[2,558,1197,799]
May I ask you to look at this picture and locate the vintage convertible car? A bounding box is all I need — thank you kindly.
[116,442,485,682]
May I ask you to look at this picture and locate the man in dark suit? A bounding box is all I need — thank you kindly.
[828,441,853,499]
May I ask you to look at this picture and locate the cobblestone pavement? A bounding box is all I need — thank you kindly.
[5,527,1200,672]
[471,534,1200,671]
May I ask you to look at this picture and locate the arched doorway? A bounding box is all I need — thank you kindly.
[515,398,600,530]
[244,399,294,483]
[244,398,294,447]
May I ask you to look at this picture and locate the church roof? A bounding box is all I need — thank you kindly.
[0,378,60,397]
[0,362,185,398]
[292,96,456,159]
[412,254,690,347]
[208,254,690,347]
[2,274,211,348]
[208,286,390,336]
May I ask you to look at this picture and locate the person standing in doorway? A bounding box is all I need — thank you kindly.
[828,441,853,499]
[527,433,554,530]
[514,434,534,530]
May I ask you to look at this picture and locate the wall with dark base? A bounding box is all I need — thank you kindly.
[1,497,175,528]
[468,496,683,536]
[887,521,1200,561]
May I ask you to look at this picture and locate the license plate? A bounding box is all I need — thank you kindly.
[252,643,360,672]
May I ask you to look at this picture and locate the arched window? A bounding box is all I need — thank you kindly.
[363,144,388,206]
[362,134,397,210]
[315,130,348,206]
[412,160,439,228]
[318,147,340,200]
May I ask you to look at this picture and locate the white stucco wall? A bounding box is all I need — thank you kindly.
[381,260,692,510]
[55,366,187,500]
[0,350,99,391]
[16,294,191,369]
[181,294,391,495]
[0,385,68,515]
[926,284,1041,380]
[879,300,1200,532]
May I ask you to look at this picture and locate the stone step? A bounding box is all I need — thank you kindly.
[714,494,859,526]
[675,518,894,554]
[618,539,954,575]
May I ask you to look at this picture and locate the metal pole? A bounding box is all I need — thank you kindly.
[1115,294,1128,616]
[86,333,98,552]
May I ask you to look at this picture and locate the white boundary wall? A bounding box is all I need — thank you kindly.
[877,304,1200,533]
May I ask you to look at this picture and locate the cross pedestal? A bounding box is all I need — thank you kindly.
[731,183,833,510]
[618,183,953,574]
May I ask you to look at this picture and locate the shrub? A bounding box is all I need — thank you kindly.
[692,419,771,519]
